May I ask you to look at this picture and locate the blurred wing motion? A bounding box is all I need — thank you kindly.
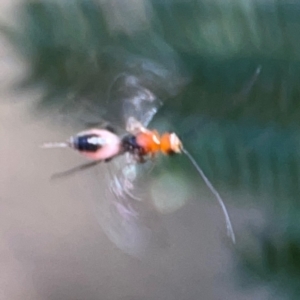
[42,57,235,254]
[105,73,162,131]
[104,55,186,130]
[92,63,184,256]
[90,59,235,254]
[93,156,168,258]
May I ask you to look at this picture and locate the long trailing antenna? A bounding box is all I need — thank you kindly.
[182,147,236,244]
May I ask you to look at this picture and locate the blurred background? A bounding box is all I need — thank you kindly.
[1,0,300,299]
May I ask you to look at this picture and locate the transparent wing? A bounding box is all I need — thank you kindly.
[105,73,162,131]
[91,156,169,258]
[104,56,186,130]
[89,57,185,256]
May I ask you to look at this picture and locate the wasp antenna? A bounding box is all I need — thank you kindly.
[40,142,69,149]
[182,148,236,244]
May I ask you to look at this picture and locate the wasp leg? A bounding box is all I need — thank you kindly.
[132,153,147,164]
[110,172,141,202]
[79,118,116,132]
[51,161,101,180]
[123,179,142,202]
[146,154,157,175]
[81,121,103,129]
[124,188,141,202]
[104,124,117,134]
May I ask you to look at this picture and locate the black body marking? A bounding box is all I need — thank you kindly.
[166,150,176,156]
[73,134,103,152]
[121,135,145,156]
